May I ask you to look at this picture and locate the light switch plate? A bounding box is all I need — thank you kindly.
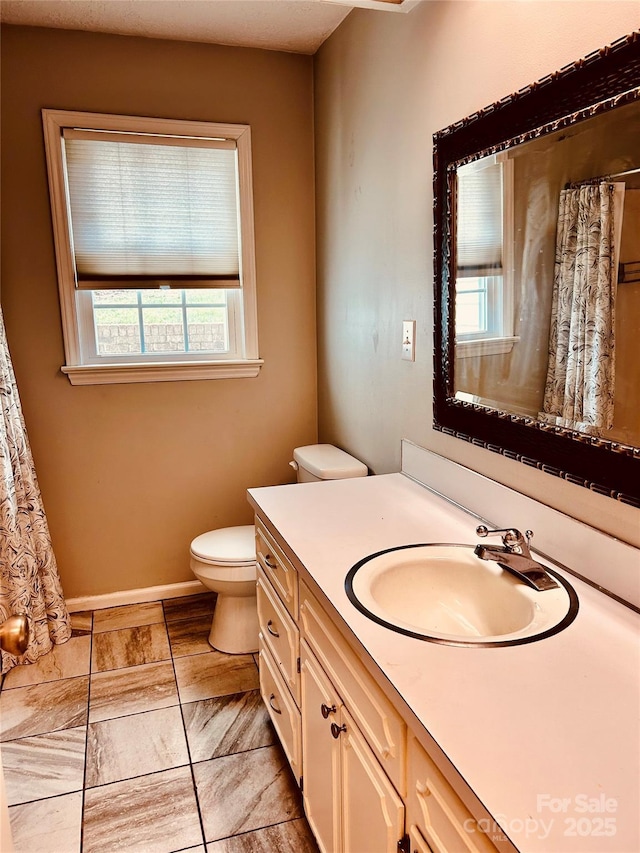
[402,320,416,361]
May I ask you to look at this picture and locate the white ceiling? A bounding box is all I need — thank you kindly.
[0,0,360,55]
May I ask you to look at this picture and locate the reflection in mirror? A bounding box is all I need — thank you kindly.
[454,100,640,447]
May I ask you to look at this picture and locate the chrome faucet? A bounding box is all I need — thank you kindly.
[474,526,559,591]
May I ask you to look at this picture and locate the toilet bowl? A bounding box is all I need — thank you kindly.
[190,525,258,654]
[190,445,367,655]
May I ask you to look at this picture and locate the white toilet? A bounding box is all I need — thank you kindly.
[189,444,367,654]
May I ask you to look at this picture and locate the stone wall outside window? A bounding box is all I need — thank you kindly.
[96,324,227,355]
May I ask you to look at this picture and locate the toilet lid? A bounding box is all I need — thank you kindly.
[190,525,256,565]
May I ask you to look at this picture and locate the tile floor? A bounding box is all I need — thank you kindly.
[0,594,319,853]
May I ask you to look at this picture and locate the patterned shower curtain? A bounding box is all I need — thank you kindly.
[541,182,619,434]
[0,308,71,675]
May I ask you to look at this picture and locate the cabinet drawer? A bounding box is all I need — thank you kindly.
[255,519,298,619]
[257,568,300,706]
[300,579,406,796]
[407,733,497,853]
[259,638,302,785]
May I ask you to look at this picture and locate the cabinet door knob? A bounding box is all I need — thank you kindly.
[265,555,278,570]
[268,693,282,715]
[321,703,337,719]
[416,780,430,796]
[330,722,347,739]
[266,619,279,638]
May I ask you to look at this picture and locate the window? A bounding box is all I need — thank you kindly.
[454,153,518,358]
[42,110,261,384]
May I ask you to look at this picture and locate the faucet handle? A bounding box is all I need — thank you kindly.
[476,526,533,553]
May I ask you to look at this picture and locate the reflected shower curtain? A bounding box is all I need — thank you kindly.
[542,182,622,433]
[0,308,71,675]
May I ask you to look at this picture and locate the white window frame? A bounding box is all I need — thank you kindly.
[42,109,262,385]
[455,153,519,359]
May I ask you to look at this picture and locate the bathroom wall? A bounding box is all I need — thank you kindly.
[314,1,640,547]
[1,25,317,598]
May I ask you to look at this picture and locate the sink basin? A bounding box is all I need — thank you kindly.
[345,544,578,647]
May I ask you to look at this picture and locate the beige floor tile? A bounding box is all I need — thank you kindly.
[86,705,189,787]
[167,615,214,658]
[93,601,164,633]
[91,622,170,672]
[0,677,89,742]
[1,726,86,806]
[2,636,91,689]
[9,789,82,853]
[174,650,259,704]
[193,745,302,842]
[163,592,216,622]
[83,765,203,853]
[183,690,274,761]
[2,593,319,853]
[89,660,179,723]
[206,819,319,853]
[70,610,93,634]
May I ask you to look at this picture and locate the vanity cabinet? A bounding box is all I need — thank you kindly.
[299,579,406,797]
[254,512,499,853]
[301,640,405,853]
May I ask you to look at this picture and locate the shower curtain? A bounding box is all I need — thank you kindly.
[0,308,71,675]
[541,182,623,433]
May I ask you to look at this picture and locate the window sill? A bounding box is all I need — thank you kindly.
[455,335,519,359]
[61,359,264,385]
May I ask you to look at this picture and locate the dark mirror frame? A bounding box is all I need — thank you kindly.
[433,32,640,507]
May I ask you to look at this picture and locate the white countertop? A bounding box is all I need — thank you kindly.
[248,473,640,853]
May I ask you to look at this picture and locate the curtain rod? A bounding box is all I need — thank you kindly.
[567,166,640,188]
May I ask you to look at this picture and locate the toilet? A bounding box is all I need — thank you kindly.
[190,444,368,654]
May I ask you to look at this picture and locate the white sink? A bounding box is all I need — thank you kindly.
[345,544,578,646]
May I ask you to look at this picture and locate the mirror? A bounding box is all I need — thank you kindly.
[433,34,640,505]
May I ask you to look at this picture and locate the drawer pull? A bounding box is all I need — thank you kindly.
[266,619,280,638]
[321,703,337,719]
[268,693,282,715]
[330,722,347,739]
[265,555,278,570]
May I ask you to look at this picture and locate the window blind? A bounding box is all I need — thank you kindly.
[63,131,241,289]
[456,160,503,278]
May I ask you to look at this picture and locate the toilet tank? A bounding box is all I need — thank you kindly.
[292,444,368,483]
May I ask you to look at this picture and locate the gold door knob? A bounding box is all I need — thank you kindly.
[0,614,29,656]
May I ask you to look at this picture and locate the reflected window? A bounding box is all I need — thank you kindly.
[455,154,517,357]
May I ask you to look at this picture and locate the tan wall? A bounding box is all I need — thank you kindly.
[1,25,317,598]
[315,1,640,546]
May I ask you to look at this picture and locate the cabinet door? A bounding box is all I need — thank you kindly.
[409,824,434,853]
[300,580,406,795]
[300,641,342,853]
[341,707,405,853]
[407,734,497,853]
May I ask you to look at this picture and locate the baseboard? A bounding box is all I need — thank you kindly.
[66,579,208,613]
